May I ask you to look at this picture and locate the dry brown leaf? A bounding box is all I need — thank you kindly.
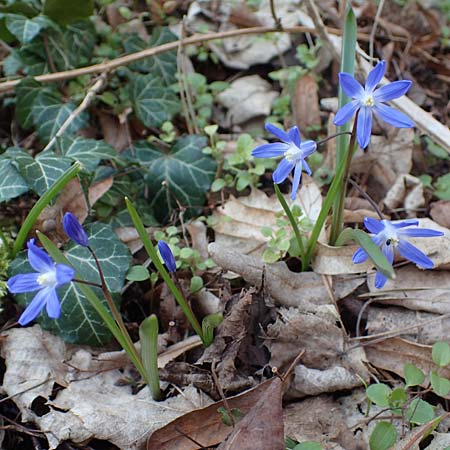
[115,226,158,254]
[430,200,450,229]
[383,174,424,215]
[97,110,130,152]
[293,74,321,131]
[217,377,284,450]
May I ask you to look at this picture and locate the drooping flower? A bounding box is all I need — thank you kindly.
[353,217,443,289]
[63,212,89,247]
[7,239,75,325]
[252,123,317,200]
[334,60,414,149]
[157,240,176,273]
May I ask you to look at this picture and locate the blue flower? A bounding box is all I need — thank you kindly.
[334,60,414,149]
[353,217,443,289]
[63,212,89,247]
[157,240,176,273]
[7,239,75,325]
[252,123,317,200]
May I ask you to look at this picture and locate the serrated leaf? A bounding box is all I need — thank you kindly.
[405,398,435,425]
[430,371,450,396]
[58,136,116,171]
[130,74,180,127]
[43,0,94,25]
[369,422,397,450]
[9,223,131,345]
[13,149,72,196]
[32,91,88,143]
[5,14,50,43]
[127,136,216,222]
[432,342,450,367]
[0,157,29,202]
[404,363,425,387]
[366,383,391,407]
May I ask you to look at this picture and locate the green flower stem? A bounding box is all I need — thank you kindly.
[13,162,82,257]
[125,198,206,344]
[139,315,162,400]
[37,232,152,387]
[273,183,306,270]
[329,116,358,245]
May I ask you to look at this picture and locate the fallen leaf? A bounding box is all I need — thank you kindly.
[430,200,450,229]
[383,174,424,215]
[292,74,321,132]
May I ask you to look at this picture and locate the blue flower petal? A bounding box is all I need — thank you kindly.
[333,100,360,126]
[291,161,303,200]
[27,239,54,273]
[356,106,373,148]
[364,217,384,234]
[397,228,444,239]
[288,126,301,147]
[374,80,412,102]
[7,272,40,293]
[55,264,75,286]
[302,160,312,176]
[365,61,386,92]
[392,219,419,228]
[272,158,294,184]
[382,241,395,264]
[338,73,364,99]
[18,288,49,326]
[374,271,388,289]
[353,247,369,264]
[265,123,290,143]
[157,240,177,273]
[397,239,433,268]
[300,140,317,157]
[252,142,289,158]
[63,212,89,247]
[373,103,414,128]
[45,288,61,319]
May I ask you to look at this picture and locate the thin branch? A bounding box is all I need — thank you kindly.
[369,0,386,63]
[0,25,381,93]
[269,0,283,30]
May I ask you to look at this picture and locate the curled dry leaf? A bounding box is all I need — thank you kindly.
[383,174,424,215]
[292,74,321,131]
[430,200,450,229]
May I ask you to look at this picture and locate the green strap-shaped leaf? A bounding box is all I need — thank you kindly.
[130,73,180,127]
[0,158,28,202]
[9,222,131,345]
[335,228,395,280]
[126,136,216,222]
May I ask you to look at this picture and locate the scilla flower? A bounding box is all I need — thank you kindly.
[63,212,89,247]
[252,123,317,200]
[353,217,443,289]
[157,240,176,272]
[334,60,414,149]
[7,239,75,325]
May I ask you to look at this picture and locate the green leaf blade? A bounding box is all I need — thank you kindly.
[404,363,425,387]
[369,422,397,450]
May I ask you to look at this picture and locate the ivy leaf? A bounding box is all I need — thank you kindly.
[124,27,178,85]
[58,136,116,172]
[0,157,29,202]
[9,223,131,345]
[43,0,94,25]
[126,136,216,222]
[13,148,72,196]
[130,73,180,127]
[15,77,49,129]
[5,14,51,43]
[32,90,88,143]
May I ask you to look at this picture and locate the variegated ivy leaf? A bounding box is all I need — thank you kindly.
[130,73,180,128]
[5,14,51,43]
[15,77,49,129]
[32,90,88,143]
[0,157,28,202]
[9,222,131,346]
[58,136,116,172]
[125,135,216,222]
[123,27,178,85]
[12,148,72,196]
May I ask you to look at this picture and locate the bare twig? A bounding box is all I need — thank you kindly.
[369,0,386,63]
[0,25,378,93]
[348,177,384,219]
[42,72,108,152]
[269,0,283,30]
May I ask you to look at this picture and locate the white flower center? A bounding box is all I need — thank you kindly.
[381,221,399,247]
[37,270,57,287]
[284,145,302,163]
[362,93,375,107]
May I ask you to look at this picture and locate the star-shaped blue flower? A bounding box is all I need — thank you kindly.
[7,239,75,325]
[334,60,414,149]
[353,217,443,288]
[252,123,317,200]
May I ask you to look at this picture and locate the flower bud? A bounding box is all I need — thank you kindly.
[63,212,89,247]
[157,240,176,272]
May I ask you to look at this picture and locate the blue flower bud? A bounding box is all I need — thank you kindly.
[157,240,176,272]
[63,212,89,247]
